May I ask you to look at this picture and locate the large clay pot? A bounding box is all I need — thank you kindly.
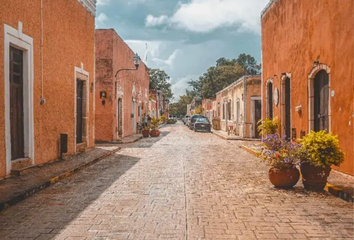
[268,167,300,189]
[300,162,331,191]
[142,130,150,138]
[149,130,160,137]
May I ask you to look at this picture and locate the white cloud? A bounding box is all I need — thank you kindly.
[152,49,181,68]
[95,13,108,28]
[171,75,199,98]
[145,0,269,33]
[145,14,169,27]
[125,40,163,65]
[96,0,110,6]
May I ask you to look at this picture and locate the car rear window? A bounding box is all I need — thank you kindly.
[196,118,209,123]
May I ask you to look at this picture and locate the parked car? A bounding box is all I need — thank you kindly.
[194,118,212,132]
[188,115,204,130]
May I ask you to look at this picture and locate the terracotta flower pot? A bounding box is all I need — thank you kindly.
[149,130,160,137]
[268,167,300,189]
[300,162,331,191]
[142,130,150,138]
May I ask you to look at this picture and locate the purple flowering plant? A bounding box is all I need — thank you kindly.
[260,134,301,169]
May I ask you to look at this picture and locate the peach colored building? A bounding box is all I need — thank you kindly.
[95,29,150,142]
[0,0,96,178]
[261,0,354,175]
[202,99,214,121]
[214,75,262,138]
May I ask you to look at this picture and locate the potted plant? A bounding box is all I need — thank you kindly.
[149,117,160,137]
[142,125,150,138]
[260,134,300,188]
[298,131,344,191]
[257,117,280,137]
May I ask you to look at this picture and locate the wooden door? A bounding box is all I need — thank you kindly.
[255,100,262,138]
[268,83,273,119]
[285,78,291,140]
[314,70,329,132]
[76,80,84,143]
[118,98,122,137]
[10,46,25,160]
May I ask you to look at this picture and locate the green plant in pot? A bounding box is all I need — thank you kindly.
[142,125,150,138]
[260,134,300,189]
[298,131,344,191]
[258,117,280,137]
[149,117,160,137]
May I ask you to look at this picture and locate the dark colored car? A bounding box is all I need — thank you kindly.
[188,114,204,130]
[194,118,211,132]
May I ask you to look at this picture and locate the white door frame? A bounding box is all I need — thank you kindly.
[251,96,262,138]
[74,65,89,153]
[4,22,34,175]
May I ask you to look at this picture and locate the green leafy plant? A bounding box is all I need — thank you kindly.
[150,117,160,131]
[260,134,300,169]
[298,131,344,168]
[167,119,177,124]
[142,125,150,131]
[257,117,280,137]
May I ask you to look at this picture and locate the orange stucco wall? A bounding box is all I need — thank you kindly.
[261,0,354,175]
[0,0,95,178]
[95,29,150,141]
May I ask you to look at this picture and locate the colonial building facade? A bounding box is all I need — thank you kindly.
[214,75,261,138]
[95,29,150,141]
[261,0,354,175]
[0,0,96,178]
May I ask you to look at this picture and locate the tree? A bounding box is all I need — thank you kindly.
[186,54,261,99]
[149,68,173,101]
[235,53,261,75]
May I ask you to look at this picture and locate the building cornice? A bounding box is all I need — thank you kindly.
[77,0,96,16]
[261,0,278,18]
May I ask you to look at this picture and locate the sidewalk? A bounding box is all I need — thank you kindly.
[212,129,261,141]
[0,145,121,212]
[241,144,354,203]
[95,134,143,144]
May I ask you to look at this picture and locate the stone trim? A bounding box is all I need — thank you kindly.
[280,73,291,138]
[261,0,278,18]
[4,22,35,175]
[308,64,331,132]
[265,78,273,119]
[77,0,96,16]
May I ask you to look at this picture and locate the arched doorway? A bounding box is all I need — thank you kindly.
[266,79,273,119]
[281,74,291,140]
[314,70,329,132]
[308,64,331,133]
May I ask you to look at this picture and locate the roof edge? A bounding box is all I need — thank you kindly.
[216,74,261,95]
[261,0,278,18]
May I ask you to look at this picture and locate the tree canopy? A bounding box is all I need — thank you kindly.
[171,53,261,116]
[149,68,173,101]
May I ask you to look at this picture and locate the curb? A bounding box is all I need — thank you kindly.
[212,131,261,142]
[240,145,354,204]
[0,147,121,212]
[211,131,228,140]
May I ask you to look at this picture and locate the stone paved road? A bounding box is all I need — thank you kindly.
[0,122,353,240]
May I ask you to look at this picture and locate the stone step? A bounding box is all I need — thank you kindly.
[11,164,38,177]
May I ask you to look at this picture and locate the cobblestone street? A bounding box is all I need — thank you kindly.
[0,122,353,240]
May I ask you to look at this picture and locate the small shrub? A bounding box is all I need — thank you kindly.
[258,117,280,137]
[298,131,344,167]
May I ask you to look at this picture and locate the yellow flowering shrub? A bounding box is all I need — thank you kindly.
[299,131,344,167]
[257,117,280,137]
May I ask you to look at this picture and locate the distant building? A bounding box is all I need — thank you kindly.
[202,99,214,121]
[95,29,150,141]
[261,0,353,175]
[149,90,168,119]
[213,75,261,138]
[186,104,192,116]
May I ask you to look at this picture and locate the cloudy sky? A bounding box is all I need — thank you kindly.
[95,0,270,100]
